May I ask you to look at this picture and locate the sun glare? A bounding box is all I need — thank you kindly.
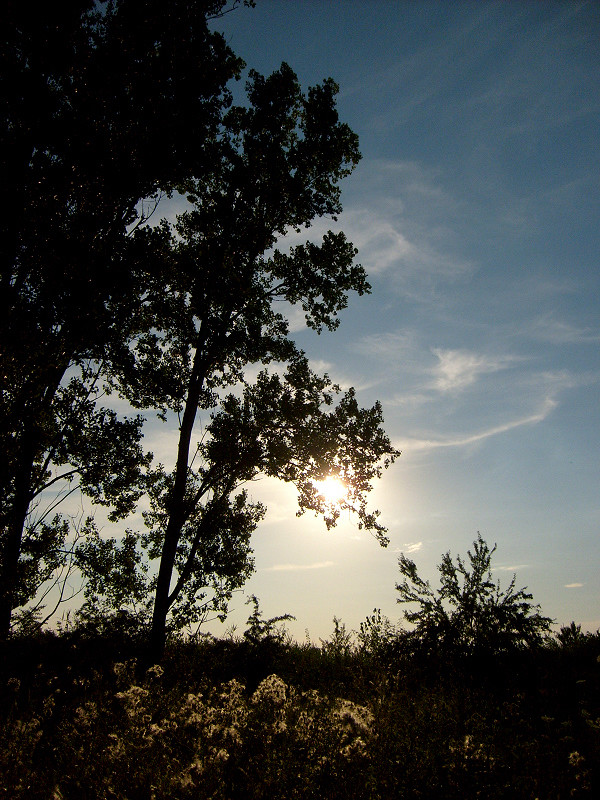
[314,475,348,506]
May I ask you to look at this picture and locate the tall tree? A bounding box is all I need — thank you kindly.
[0,0,251,635]
[3,1,399,651]
[99,62,400,661]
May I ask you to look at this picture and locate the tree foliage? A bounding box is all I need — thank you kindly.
[1,0,250,635]
[121,59,399,659]
[2,0,399,653]
[396,533,552,656]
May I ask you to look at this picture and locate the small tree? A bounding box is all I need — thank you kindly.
[396,533,552,656]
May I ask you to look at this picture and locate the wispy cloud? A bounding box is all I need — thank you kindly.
[393,541,423,554]
[528,316,600,345]
[308,358,334,374]
[387,391,433,411]
[349,218,415,273]
[355,330,417,359]
[493,564,529,573]
[398,396,558,453]
[344,207,473,289]
[269,299,309,333]
[263,561,336,572]
[431,348,521,393]
[273,158,474,303]
[564,582,584,589]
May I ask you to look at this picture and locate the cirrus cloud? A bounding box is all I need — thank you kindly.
[431,348,522,393]
[397,395,558,453]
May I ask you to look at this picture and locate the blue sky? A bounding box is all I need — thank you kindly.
[168,0,600,642]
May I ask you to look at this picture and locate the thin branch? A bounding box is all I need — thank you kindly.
[126,192,165,236]
[206,0,252,22]
[34,483,81,527]
[39,570,85,629]
[167,480,236,608]
[33,468,79,497]
[31,358,106,497]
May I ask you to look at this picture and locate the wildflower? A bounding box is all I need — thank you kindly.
[113,659,137,683]
[220,678,246,704]
[340,736,369,760]
[296,710,316,740]
[13,717,43,746]
[334,699,374,736]
[115,685,149,717]
[146,664,164,680]
[222,725,243,746]
[178,770,193,789]
[184,691,203,705]
[216,679,248,728]
[190,758,204,773]
[252,675,287,707]
[74,702,97,727]
[450,734,494,765]
[569,751,585,768]
[302,688,321,704]
[115,684,148,701]
[113,662,127,680]
[107,732,125,757]
[43,695,56,714]
[178,692,205,726]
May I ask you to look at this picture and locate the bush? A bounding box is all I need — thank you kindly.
[396,533,553,659]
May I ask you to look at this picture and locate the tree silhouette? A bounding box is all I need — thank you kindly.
[1,0,262,636]
[2,2,399,651]
[396,533,552,656]
[117,62,399,661]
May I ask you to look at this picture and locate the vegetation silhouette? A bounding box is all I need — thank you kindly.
[1,561,598,798]
[2,0,398,656]
[2,0,252,637]
[3,4,599,794]
[396,532,553,660]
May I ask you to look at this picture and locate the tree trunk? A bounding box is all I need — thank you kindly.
[0,434,36,638]
[0,357,69,638]
[147,343,206,663]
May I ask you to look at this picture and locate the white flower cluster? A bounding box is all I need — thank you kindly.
[6,668,377,797]
[251,674,288,707]
[331,698,374,761]
[114,684,149,718]
[334,698,374,736]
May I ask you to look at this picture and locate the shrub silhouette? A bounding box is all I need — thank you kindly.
[396,533,553,658]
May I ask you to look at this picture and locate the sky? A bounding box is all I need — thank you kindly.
[44,1,599,643]
[171,0,600,643]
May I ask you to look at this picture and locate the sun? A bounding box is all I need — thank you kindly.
[314,475,348,506]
